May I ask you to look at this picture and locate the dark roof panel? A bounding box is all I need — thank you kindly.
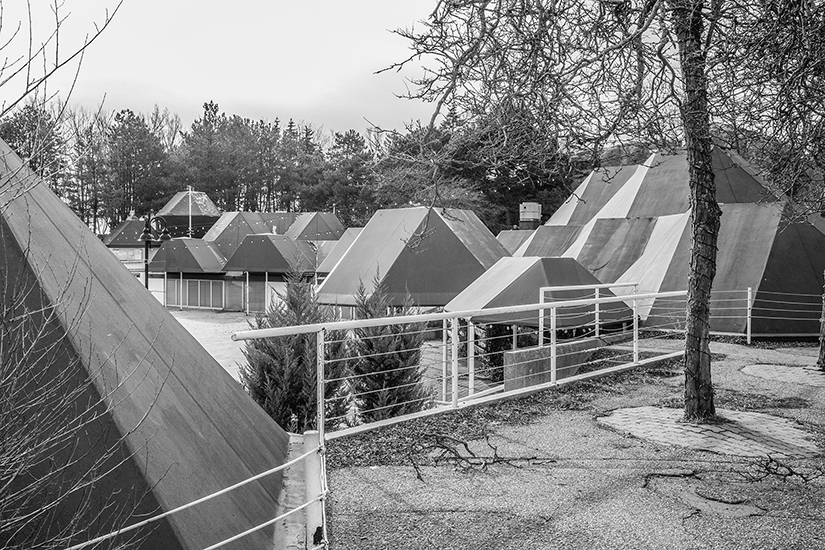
[0,138,288,549]
[223,234,316,273]
[149,238,226,273]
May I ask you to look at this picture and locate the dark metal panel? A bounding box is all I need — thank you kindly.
[496,229,534,254]
[754,214,825,335]
[577,218,657,283]
[223,234,316,274]
[568,165,636,225]
[0,139,289,550]
[520,225,583,257]
[102,218,147,247]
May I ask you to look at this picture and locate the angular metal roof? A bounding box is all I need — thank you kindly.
[316,227,363,274]
[285,211,345,241]
[445,257,632,327]
[148,238,227,273]
[157,189,221,217]
[102,217,147,248]
[0,138,288,549]
[223,234,316,274]
[203,211,299,259]
[317,207,508,307]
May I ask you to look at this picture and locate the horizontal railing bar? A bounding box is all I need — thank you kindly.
[326,350,684,440]
[232,290,687,340]
[540,281,639,292]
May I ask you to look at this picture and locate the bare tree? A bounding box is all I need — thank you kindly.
[0,217,168,549]
[385,0,824,420]
[0,2,160,548]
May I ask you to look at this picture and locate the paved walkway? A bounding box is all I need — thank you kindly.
[598,406,819,457]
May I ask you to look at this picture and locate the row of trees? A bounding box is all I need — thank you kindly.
[0,98,572,235]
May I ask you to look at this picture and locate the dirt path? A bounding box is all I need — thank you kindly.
[327,342,825,550]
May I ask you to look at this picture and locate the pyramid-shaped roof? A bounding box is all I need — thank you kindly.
[102,217,147,248]
[148,238,226,273]
[528,147,825,336]
[317,207,509,307]
[445,257,632,327]
[316,227,363,274]
[157,189,221,217]
[223,234,316,274]
[0,139,287,549]
[545,147,772,228]
[285,211,345,241]
[203,211,299,259]
[156,189,222,238]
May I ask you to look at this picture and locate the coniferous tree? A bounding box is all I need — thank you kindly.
[351,278,429,423]
[241,272,349,432]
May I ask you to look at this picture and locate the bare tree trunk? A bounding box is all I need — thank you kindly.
[817,270,825,371]
[671,0,720,421]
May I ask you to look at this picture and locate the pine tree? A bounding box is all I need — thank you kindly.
[351,278,429,423]
[241,273,349,432]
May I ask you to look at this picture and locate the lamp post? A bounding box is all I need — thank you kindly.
[139,212,172,289]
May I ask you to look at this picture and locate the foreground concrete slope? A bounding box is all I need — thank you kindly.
[0,140,288,549]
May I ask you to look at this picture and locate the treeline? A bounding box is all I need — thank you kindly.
[0,99,571,234]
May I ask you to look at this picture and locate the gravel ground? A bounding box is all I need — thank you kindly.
[326,341,825,550]
[170,309,251,381]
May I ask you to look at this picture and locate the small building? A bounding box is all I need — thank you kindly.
[223,234,317,313]
[148,238,238,310]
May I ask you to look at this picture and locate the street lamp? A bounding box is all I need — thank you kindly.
[139,212,172,289]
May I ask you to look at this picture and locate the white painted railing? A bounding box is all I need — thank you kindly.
[65,445,326,550]
[233,289,688,442]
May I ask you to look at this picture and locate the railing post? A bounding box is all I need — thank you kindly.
[747,287,753,345]
[512,325,518,349]
[633,297,639,363]
[441,319,448,402]
[245,271,249,315]
[538,291,545,347]
[595,287,600,338]
[316,328,325,442]
[466,319,475,396]
[451,318,459,408]
[264,271,269,312]
[304,430,323,547]
[163,272,167,307]
[550,307,557,384]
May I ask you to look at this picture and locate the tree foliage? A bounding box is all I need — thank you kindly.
[241,273,349,432]
[384,0,825,420]
[351,278,429,423]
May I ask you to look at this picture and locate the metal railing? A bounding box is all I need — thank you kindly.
[65,444,326,550]
[225,284,822,547]
[233,289,688,437]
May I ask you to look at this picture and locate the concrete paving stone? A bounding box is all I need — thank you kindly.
[597,406,820,457]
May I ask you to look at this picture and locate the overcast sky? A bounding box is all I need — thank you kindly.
[2,0,437,135]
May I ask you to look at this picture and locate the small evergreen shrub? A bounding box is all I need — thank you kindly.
[351,279,429,422]
[241,273,349,433]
